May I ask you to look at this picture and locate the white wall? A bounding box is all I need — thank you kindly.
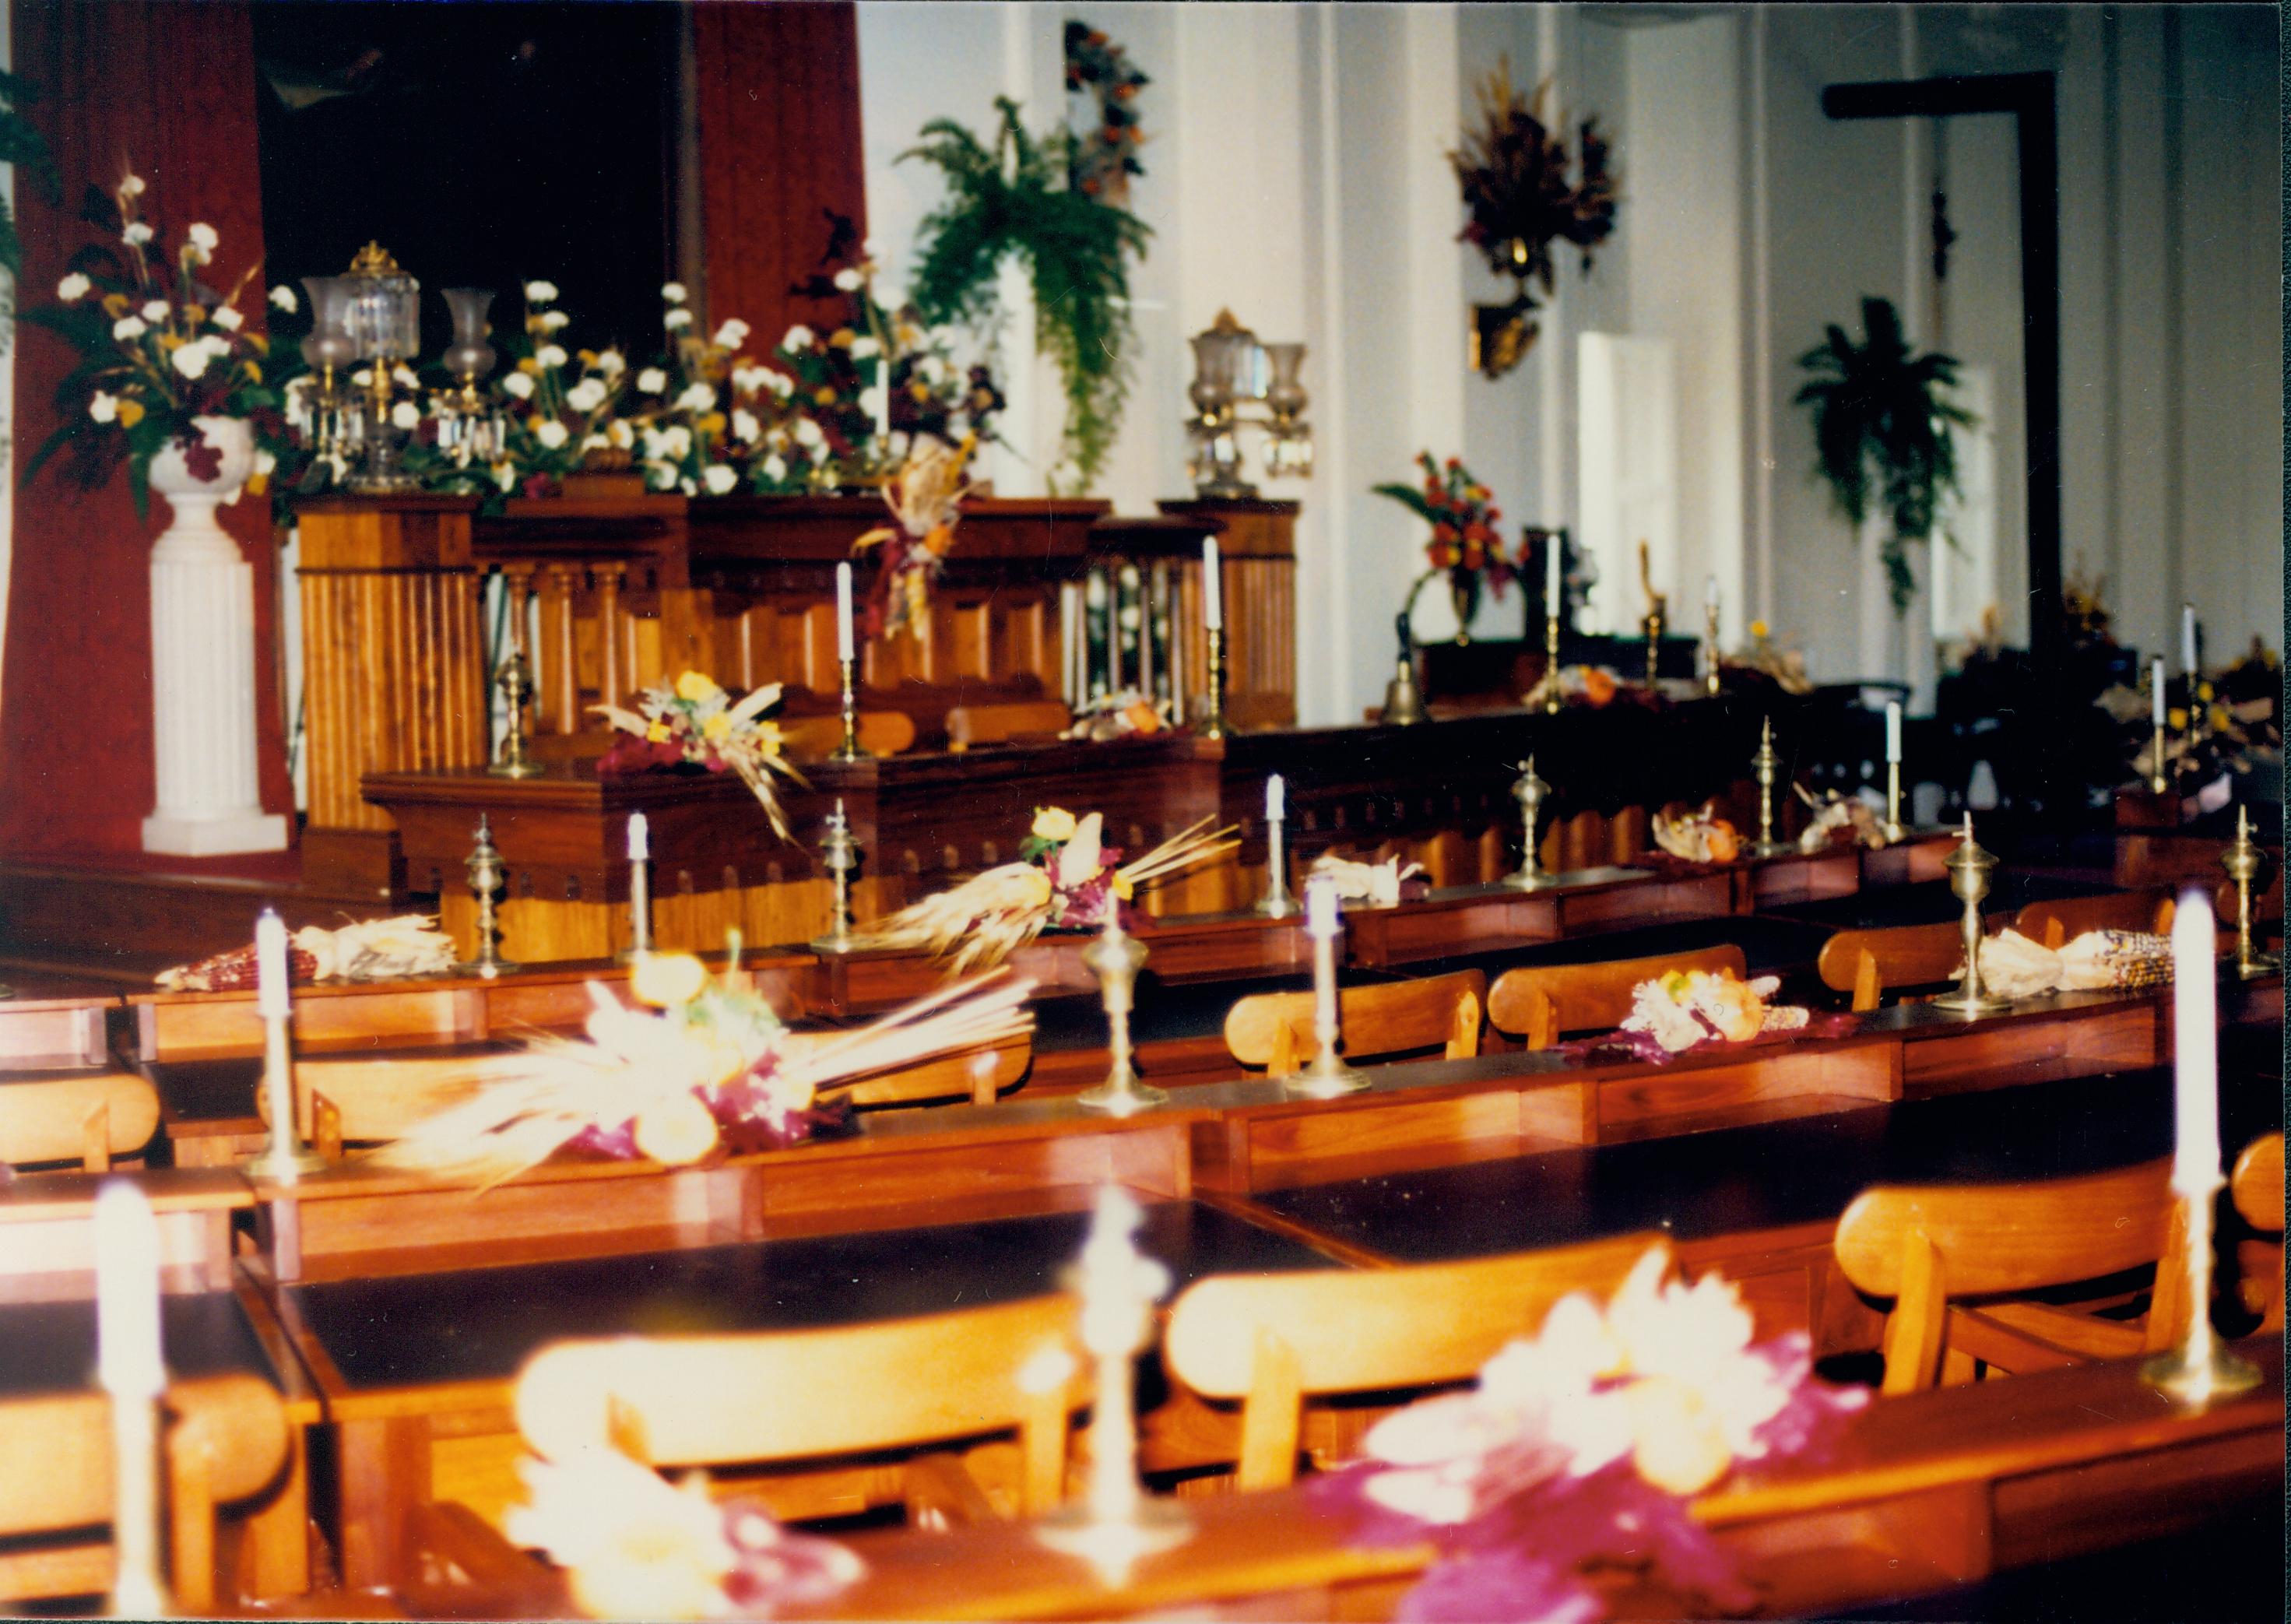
[856,2,2282,715]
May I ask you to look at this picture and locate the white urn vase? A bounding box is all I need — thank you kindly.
[140,415,288,856]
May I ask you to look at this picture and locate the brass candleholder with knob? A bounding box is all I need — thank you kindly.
[810,800,860,954]
[1542,610,1562,715]
[1203,627,1229,740]
[487,652,544,779]
[1748,718,1792,857]
[454,816,518,979]
[1702,600,1722,696]
[831,658,864,763]
[2222,805,2279,979]
[1077,908,1165,1114]
[1508,757,1554,891]
[1932,814,2013,1014]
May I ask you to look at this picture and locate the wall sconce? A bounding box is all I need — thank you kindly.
[1182,309,1312,499]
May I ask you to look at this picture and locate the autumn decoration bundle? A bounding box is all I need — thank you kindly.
[155,916,456,993]
[852,432,979,640]
[368,953,1036,1188]
[850,807,1238,973]
[594,670,803,840]
[1604,968,1811,1060]
[1313,1246,1864,1622]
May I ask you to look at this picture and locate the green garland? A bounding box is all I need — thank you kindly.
[900,90,1150,495]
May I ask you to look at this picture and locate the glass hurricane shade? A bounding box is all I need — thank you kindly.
[342,255,420,362]
[298,276,358,372]
[441,288,497,381]
[1189,328,1252,405]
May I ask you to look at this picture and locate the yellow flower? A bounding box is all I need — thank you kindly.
[116,399,145,428]
[813,386,836,407]
[2197,682,2216,702]
[631,1090,722,1167]
[754,721,783,753]
[674,670,720,703]
[828,327,856,349]
[1031,807,1079,842]
[2168,707,2190,731]
[646,721,671,743]
[246,472,269,496]
[1749,620,1769,641]
[631,952,710,1008]
[1112,871,1134,902]
[701,712,731,742]
[2209,704,2230,733]
[516,357,541,374]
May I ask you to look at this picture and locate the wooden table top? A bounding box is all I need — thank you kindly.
[1242,1063,2283,1265]
[1757,872,2111,930]
[274,1198,1333,1404]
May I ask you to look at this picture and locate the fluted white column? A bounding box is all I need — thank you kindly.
[141,427,286,856]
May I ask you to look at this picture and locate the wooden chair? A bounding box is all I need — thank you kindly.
[1223,969,1485,1079]
[795,1031,1034,1109]
[1817,921,1967,1011]
[0,1071,160,1172]
[1488,947,1749,1049]
[512,1295,1085,1524]
[1832,1157,2191,1394]
[780,710,919,761]
[946,700,1074,749]
[1162,1233,1662,1489]
[2230,1132,2283,1332]
[2013,888,2173,949]
[0,1373,292,1611]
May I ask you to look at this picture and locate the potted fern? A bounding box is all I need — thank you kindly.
[1794,296,1977,615]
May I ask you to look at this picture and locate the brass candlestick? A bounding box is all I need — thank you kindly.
[810,800,859,954]
[614,846,654,965]
[1932,815,2012,1014]
[1703,601,1721,696]
[1035,1188,1189,1577]
[1543,612,1563,715]
[2222,805,2279,979]
[1077,908,1165,1113]
[2142,1164,2264,1404]
[1882,760,1907,843]
[1258,812,1297,919]
[831,656,863,762]
[1203,627,1228,740]
[487,651,543,779]
[1509,757,1554,891]
[453,816,520,979]
[1749,718,1791,857]
[1643,601,1666,691]
[2149,665,2171,795]
[1288,877,1369,1098]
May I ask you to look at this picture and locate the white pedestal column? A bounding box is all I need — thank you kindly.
[141,419,287,856]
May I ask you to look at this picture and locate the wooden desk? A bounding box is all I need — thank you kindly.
[268,1199,1336,1589]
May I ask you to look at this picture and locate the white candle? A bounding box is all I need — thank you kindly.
[1267,773,1284,822]
[835,562,856,661]
[2170,886,2220,1193]
[1201,539,1222,631]
[1546,534,1563,612]
[627,811,648,863]
[1305,873,1339,937]
[95,1181,165,1399]
[1885,701,1902,765]
[255,909,290,1019]
[2181,603,2198,677]
[2152,656,2167,730]
[1705,573,1719,613]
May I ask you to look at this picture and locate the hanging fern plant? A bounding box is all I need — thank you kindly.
[1794,296,1977,615]
[900,89,1150,495]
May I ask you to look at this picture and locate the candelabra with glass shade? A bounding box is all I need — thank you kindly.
[435,287,504,469]
[297,275,360,463]
[339,242,422,492]
[1182,310,1312,498]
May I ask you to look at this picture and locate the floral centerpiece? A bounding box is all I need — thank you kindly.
[1793,785,1893,852]
[1063,19,1151,205]
[1061,687,1168,742]
[25,171,286,517]
[509,1446,863,1622]
[852,433,978,640]
[1375,452,1516,645]
[594,671,802,840]
[1648,802,1741,866]
[1601,968,1811,1060]
[850,807,1236,973]
[484,279,634,494]
[1315,1246,1864,1623]
[370,953,1035,1188]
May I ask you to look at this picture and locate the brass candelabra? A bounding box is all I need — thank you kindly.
[2149,663,2171,795]
[1749,719,1791,857]
[453,816,519,979]
[487,651,543,779]
[2222,806,2279,979]
[1702,601,1721,696]
[1203,627,1228,740]
[1078,908,1165,1113]
[831,656,863,762]
[1508,757,1554,891]
[811,800,859,954]
[1643,602,1665,691]
[1932,816,2012,1014]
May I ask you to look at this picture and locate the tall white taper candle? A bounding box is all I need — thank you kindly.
[1547,533,1563,612]
[2181,603,2198,678]
[96,1180,164,1399]
[1200,539,1222,631]
[255,909,290,1020]
[627,810,648,863]
[2170,888,2220,1193]
[1267,773,1284,822]
[2153,656,2167,730]
[1885,701,1902,765]
[835,561,856,661]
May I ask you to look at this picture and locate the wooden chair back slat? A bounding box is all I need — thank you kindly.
[515,1295,1084,1515]
[833,1035,1032,1109]
[946,701,1074,749]
[2231,1133,2282,1232]
[1224,970,1485,1075]
[1165,1235,1664,1489]
[781,711,919,761]
[1488,947,1748,1048]
[0,1073,160,1170]
[2013,889,2173,951]
[1834,1158,2186,1392]
[0,1374,290,1609]
[1817,921,1966,1011]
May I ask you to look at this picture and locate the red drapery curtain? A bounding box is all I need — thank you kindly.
[692,0,868,350]
[3,0,286,857]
